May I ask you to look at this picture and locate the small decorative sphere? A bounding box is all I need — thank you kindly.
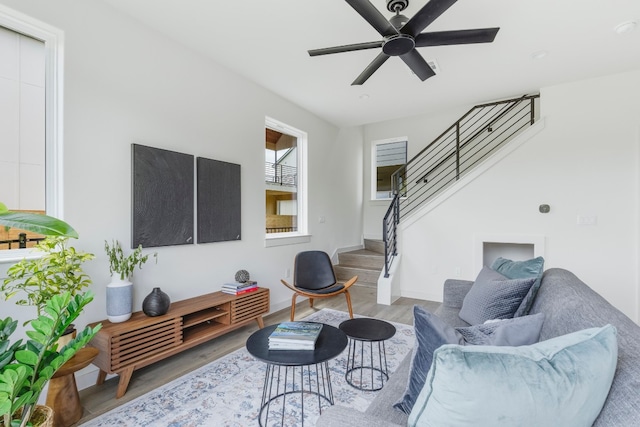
[235,269,250,283]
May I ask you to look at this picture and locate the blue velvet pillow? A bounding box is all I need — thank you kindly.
[456,313,544,346]
[491,256,544,317]
[459,266,536,325]
[408,325,618,427]
[393,306,460,415]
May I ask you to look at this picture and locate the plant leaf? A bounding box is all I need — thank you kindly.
[0,211,78,238]
[14,350,38,366]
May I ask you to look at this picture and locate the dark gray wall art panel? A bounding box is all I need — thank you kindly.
[132,144,194,248]
[197,157,241,243]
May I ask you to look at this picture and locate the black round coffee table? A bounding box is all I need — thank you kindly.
[247,322,347,426]
[339,318,396,391]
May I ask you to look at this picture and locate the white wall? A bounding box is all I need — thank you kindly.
[0,0,364,349]
[381,70,640,321]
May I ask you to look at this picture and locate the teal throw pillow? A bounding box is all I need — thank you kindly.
[459,266,536,325]
[408,325,618,427]
[491,256,544,317]
[395,307,545,415]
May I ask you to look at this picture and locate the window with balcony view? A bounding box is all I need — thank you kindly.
[0,13,63,257]
[265,118,307,238]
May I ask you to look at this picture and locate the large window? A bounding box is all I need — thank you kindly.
[371,138,407,200]
[0,7,64,259]
[265,117,307,244]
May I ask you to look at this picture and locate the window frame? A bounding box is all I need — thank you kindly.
[370,137,408,201]
[0,5,64,263]
[264,117,309,247]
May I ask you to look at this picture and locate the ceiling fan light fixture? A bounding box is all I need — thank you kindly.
[614,20,637,35]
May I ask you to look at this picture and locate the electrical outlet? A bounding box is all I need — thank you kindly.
[285,268,291,278]
[577,215,598,226]
[454,267,462,277]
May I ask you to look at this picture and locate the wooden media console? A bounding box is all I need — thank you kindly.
[88,287,269,398]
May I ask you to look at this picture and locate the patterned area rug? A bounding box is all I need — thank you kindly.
[80,309,415,427]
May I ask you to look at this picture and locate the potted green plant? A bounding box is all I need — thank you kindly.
[103,240,157,323]
[2,237,94,318]
[0,201,100,427]
[0,292,100,427]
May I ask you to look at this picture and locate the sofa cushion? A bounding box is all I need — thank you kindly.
[491,256,544,317]
[393,306,460,415]
[459,266,536,325]
[407,325,618,427]
[455,313,544,346]
[395,307,545,415]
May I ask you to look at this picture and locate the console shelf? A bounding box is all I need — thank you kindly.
[88,288,269,398]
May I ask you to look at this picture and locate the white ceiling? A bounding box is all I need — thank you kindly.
[100,0,640,127]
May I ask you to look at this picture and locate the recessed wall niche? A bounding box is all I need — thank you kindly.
[474,234,545,274]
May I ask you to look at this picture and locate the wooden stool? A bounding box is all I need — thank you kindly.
[46,347,99,427]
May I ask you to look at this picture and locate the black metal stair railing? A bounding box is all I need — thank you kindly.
[382,94,540,277]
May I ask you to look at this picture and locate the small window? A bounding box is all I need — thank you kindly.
[371,138,407,200]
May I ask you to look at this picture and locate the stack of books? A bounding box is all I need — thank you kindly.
[221,281,258,295]
[268,322,323,350]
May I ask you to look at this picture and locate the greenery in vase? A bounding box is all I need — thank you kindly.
[0,292,101,427]
[1,237,94,319]
[104,240,157,281]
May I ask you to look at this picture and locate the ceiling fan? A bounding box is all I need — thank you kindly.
[308,0,500,85]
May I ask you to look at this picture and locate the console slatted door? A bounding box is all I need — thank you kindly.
[110,318,183,371]
[231,288,270,324]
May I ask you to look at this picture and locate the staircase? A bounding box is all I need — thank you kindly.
[383,94,540,277]
[334,239,385,288]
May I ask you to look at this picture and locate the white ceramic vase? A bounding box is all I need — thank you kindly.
[106,277,133,323]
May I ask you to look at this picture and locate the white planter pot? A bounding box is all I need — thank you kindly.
[106,277,133,323]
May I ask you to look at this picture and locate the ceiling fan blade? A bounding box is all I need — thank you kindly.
[401,0,458,37]
[414,28,500,47]
[400,49,436,81]
[308,41,383,57]
[345,0,398,37]
[352,52,390,85]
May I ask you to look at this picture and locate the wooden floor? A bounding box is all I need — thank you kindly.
[75,285,439,425]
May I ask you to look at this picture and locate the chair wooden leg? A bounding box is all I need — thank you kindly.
[344,290,354,319]
[309,298,314,308]
[291,294,298,321]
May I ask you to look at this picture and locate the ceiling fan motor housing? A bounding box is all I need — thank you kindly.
[387,0,409,13]
[383,34,415,56]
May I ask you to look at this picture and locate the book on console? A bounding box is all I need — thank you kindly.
[268,322,322,350]
[222,281,257,290]
[221,286,258,295]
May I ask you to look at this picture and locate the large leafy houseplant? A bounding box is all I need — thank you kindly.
[0,292,100,427]
[0,202,100,427]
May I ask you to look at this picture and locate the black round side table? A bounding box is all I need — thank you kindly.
[339,318,396,391]
[246,322,347,426]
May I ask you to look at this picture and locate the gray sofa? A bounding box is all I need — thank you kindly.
[317,268,640,427]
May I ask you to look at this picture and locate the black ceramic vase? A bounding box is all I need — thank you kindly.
[142,287,171,317]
